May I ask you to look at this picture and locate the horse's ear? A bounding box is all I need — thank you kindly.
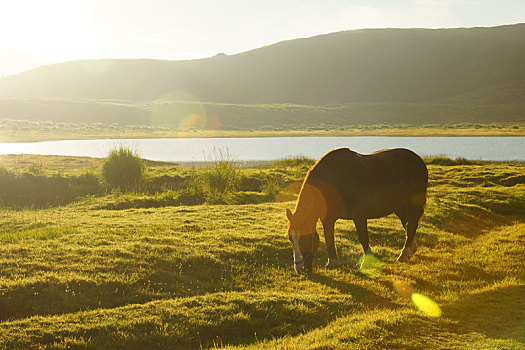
[286,208,293,221]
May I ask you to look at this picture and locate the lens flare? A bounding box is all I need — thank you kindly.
[392,280,441,318]
[411,293,442,318]
[357,254,383,278]
[149,91,221,137]
[393,280,416,299]
[179,113,206,132]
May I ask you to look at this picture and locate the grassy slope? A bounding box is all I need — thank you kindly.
[0,156,524,349]
[2,91,525,127]
[1,94,525,142]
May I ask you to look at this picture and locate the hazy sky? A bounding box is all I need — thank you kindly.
[1,0,524,65]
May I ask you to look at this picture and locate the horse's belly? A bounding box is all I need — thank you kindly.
[344,204,396,220]
[344,190,405,219]
[364,207,396,219]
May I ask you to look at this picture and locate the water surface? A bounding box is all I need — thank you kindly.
[0,136,523,162]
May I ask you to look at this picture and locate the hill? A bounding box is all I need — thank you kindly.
[0,46,42,77]
[1,24,525,105]
[1,24,524,136]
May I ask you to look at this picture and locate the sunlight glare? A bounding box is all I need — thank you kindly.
[411,292,442,318]
[149,91,221,137]
[393,279,416,299]
[1,1,91,62]
[357,254,383,278]
[393,280,442,318]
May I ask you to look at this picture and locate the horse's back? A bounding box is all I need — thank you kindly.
[365,148,428,188]
[307,148,428,219]
[310,147,427,184]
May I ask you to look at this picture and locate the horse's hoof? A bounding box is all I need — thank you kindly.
[397,255,410,263]
[397,247,413,263]
[325,259,339,269]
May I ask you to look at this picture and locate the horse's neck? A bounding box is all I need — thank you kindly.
[294,181,325,231]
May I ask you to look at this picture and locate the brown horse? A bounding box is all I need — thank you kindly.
[286,148,428,273]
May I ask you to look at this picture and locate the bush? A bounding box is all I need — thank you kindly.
[0,167,102,208]
[269,156,315,169]
[101,147,146,191]
[261,176,283,199]
[202,161,239,194]
[238,175,264,192]
[201,148,240,202]
[177,170,206,205]
[424,156,479,166]
[143,175,186,193]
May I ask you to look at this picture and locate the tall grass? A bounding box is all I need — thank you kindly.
[101,146,146,192]
[200,147,240,203]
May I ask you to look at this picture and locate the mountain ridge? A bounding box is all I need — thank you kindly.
[1,24,524,105]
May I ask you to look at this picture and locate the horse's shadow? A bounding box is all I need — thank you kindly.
[307,269,395,309]
[337,224,406,251]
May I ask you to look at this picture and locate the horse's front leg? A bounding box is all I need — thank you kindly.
[354,217,373,255]
[322,219,338,269]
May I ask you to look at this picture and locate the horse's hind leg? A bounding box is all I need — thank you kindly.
[395,206,408,229]
[397,203,423,262]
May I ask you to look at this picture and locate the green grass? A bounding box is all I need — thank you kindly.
[0,155,524,349]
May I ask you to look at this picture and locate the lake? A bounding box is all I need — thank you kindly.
[0,136,523,162]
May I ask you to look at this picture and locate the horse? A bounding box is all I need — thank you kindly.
[286,148,428,274]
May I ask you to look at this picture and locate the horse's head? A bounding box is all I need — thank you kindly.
[286,208,319,274]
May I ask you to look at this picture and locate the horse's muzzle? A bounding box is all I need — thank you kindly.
[294,262,306,274]
[294,253,314,274]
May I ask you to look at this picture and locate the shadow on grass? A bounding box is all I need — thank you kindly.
[444,284,525,343]
[439,208,516,238]
[339,223,406,251]
[0,291,363,349]
[414,262,502,293]
[0,242,294,323]
[0,278,152,322]
[308,272,395,309]
[0,254,234,322]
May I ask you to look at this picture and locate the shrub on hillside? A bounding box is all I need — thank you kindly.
[269,156,315,169]
[201,148,240,202]
[101,147,146,191]
[261,176,283,199]
[202,161,239,194]
[0,167,101,208]
[238,175,264,192]
[425,156,480,166]
[177,170,206,205]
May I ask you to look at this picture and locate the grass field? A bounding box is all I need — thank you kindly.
[0,154,524,349]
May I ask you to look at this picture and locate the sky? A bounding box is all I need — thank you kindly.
[0,0,524,75]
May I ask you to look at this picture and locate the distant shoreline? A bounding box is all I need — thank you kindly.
[1,123,525,143]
